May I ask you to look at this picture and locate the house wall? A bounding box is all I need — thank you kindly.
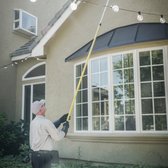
[44,0,168,166]
[0,0,67,121]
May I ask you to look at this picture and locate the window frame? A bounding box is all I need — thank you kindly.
[74,46,168,134]
[13,9,38,36]
[22,62,45,81]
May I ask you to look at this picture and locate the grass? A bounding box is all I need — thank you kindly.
[0,156,166,168]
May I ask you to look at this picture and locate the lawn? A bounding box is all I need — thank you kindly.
[0,156,166,168]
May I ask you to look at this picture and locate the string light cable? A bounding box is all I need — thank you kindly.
[1,0,167,70]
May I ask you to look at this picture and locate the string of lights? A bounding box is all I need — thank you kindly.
[1,0,167,70]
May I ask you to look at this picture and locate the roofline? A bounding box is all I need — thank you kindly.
[12,0,81,61]
[11,53,31,61]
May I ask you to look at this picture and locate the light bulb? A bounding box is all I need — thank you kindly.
[70,2,77,11]
[111,5,119,12]
[30,0,37,2]
[137,12,143,21]
[160,15,166,24]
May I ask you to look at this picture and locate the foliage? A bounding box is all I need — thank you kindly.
[0,157,166,168]
[0,112,29,157]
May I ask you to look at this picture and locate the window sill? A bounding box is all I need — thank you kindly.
[67,133,168,144]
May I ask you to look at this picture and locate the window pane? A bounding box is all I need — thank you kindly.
[93,117,100,130]
[153,82,165,97]
[76,91,81,103]
[100,88,108,100]
[76,104,81,117]
[142,116,154,130]
[92,103,100,115]
[76,65,81,77]
[114,100,124,115]
[155,115,167,130]
[76,118,82,130]
[139,51,150,66]
[113,55,122,69]
[82,64,87,76]
[25,64,45,78]
[91,74,99,87]
[14,10,19,20]
[14,22,19,29]
[154,98,166,114]
[126,116,136,130]
[141,99,153,114]
[82,90,88,102]
[83,104,88,116]
[152,50,163,64]
[101,101,109,115]
[101,117,109,130]
[83,118,88,130]
[114,85,123,99]
[100,72,108,86]
[92,88,99,101]
[33,84,45,101]
[124,84,134,98]
[91,60,99,73]
[153,66,164,80]
[22,12,36,33]
[24,85,31,125]
[124,53,133,68]
[140,67,151,81]
[113,70,123,84]
[76,78,81,90]
[76,118,88,130]
[124,69,133,83]
[141,83,152,97]
[125,100,135,114]
[115,116,124,130]
[82,76,88,89]
[100,58,107,71]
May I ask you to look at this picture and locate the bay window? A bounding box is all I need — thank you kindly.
[75,47,168,133]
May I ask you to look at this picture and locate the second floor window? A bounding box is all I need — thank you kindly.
[13,9,37,36]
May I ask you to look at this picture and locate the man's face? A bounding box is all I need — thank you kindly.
[40,104,46,116]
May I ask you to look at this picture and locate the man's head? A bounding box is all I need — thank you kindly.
[31,99,46,116]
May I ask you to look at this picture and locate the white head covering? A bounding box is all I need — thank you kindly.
[31,99,45,115]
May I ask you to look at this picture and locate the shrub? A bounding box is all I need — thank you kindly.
[0,112,29,157]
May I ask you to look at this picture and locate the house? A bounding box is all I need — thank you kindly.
[7,0,168,166]
[0,0,67,121]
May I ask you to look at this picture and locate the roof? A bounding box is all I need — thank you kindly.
[65,23,168,62]
[10,0,76,59]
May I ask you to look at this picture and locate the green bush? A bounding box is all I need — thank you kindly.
[0,112,29,157]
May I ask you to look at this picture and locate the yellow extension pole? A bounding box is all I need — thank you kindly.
[67,0,110,121]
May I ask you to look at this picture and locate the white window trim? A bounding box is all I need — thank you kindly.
[22,81,45,122]
[22,62,46,81]
[74,46,168,134]
[13,8,38,36]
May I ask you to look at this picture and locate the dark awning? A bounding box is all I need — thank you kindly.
[65,23,168,62]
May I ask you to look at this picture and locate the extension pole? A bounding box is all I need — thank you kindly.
[67,0,110,121]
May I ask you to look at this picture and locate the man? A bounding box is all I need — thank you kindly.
[30,99,69,168]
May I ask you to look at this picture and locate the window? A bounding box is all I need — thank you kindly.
[75,63,88,130]
[112,53,136,131]
[24,83,45,124]
[13,9,37,36]
[91,57,109,131]
[22,63,45,124]
[75,47,168,133]
[139,50,167,131]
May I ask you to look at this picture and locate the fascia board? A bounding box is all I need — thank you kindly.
[31,2,80,57]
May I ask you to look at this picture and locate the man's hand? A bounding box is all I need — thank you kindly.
[59,113,68,123]
[53,113,68,128]
[61,121,69,136]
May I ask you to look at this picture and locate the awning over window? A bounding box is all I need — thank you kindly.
[65,23,168,62]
